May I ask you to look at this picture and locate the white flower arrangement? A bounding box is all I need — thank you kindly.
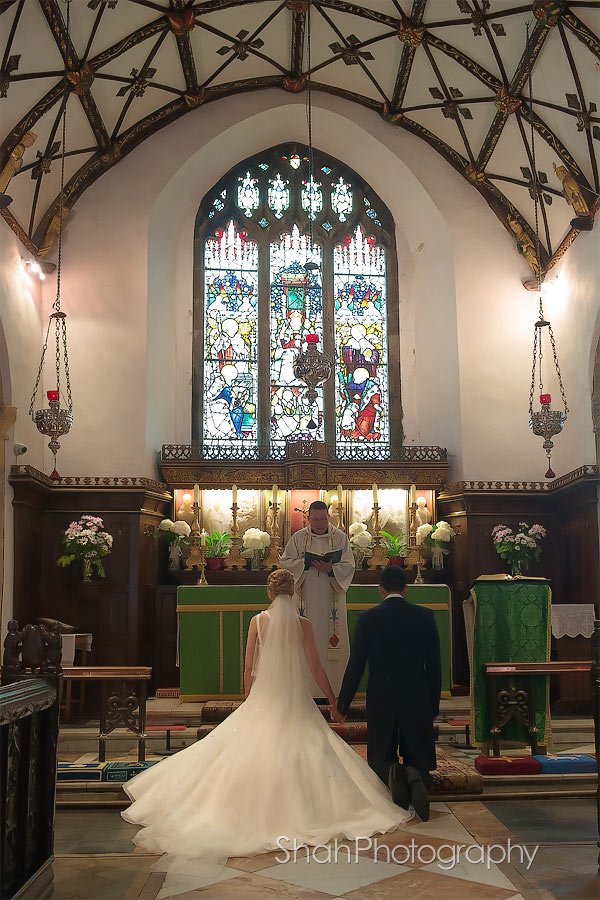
[57,515,113,577]
[156,518,191,545]
[416,523,433,545]
[349,522,373,568]
[242,528,271,552]
[417,520,456,570]
[349,522,367,537]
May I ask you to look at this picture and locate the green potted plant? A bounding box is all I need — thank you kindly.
[380,531,408,567]
[205,530,232,570]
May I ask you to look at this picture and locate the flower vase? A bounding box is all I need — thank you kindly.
[431,546,444,570]
[82,558,93,582]
[168,542,183,571]
[511,560,522,577]
[354,551,364,570]
[251,550,262,571]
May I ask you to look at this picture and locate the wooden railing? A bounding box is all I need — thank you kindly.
[0,675,61,899]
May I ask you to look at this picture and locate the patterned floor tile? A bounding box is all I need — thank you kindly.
[342,868,520,900]
[159,871,338,898]
[356,829,482,869]
[403,814,477,844]
[259,855,410,896]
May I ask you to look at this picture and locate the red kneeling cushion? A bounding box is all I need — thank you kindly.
[474,755,542,775]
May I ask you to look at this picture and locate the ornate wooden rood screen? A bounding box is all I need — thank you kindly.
[160,442,448,489]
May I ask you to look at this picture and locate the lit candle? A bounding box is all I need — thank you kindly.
[272,483,278,500]
[47,390,59,402]
[409,484,416,506]
[194,483,200,505]
[200,528,206,546]
[337,483,343,504]
[372,483,378,505]
[232,483,238,504]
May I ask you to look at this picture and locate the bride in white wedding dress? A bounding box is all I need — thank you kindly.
[122,568,412,896]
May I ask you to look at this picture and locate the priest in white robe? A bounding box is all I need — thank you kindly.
[280,500,355,696]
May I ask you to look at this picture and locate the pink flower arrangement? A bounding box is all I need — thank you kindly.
[491,522,546,577]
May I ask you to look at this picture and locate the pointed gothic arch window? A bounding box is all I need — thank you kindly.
[193,143,401,460]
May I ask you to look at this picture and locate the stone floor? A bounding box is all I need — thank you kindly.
[49,799,600,900]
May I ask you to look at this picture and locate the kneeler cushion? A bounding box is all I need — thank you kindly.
[533,754,597,774]
[474,755,542,775]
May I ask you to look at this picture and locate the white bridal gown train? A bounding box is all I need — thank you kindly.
[122,593,412,896]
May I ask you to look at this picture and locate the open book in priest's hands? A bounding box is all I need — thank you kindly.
[303,549,343,570]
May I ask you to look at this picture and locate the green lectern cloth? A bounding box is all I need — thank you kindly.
[465,578,551,746]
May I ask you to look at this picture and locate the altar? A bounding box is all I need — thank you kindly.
[177,583,452,701]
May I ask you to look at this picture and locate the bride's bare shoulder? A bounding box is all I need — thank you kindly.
[298,615,313,632]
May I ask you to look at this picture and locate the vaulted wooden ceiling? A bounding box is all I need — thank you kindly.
[0,0,598,275]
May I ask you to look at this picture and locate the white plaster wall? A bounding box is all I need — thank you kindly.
[1,87,598,497]
[0,229,45,634]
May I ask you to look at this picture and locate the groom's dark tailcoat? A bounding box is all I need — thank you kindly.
[337,593,442,779]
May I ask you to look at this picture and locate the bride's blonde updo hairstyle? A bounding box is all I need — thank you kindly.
[267,568,295,597]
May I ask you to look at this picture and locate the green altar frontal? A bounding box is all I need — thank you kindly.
[177,584,452,701]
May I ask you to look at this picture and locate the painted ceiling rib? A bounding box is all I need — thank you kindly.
[0,0,594,278]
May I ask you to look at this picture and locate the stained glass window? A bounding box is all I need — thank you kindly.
[196,144,398,460]
[237,172,259,217]
[203,221,259,457]
[331,176,353,222]
[334,226,389,458]
[301,177,323,221]
[268,174,290,219]
[270,226,323,456]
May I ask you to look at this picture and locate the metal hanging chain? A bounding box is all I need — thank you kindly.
[526,22,543,309]
[526,19,568,420]
[547,321,569,415]
[29,0,73,417]
[306,0,315,253]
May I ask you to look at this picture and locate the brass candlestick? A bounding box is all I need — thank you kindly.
[406,501,425,584]
[225,502,247,570]
[367,502,388,569]
[185,501,208,585]
[264,499,281,570]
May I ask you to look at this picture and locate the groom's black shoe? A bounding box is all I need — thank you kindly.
[405,766,430,821]
[388,763,410,810]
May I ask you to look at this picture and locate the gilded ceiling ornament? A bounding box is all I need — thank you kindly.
[0,131,36,197]
[507,217,541,275]
[67,63,95,96]
[397,22,425,48]
[0,54,20,98]
[282,74,307,92]
[494,85,521,115]
[553,162,592,221]
[117,67,156,99]
[100,142,122,166]
[532,0,565,26]
[465,163,485,183]
[329,35,374,67]
[217,30,264,61]
[381,102,404,125]
[166,10,196,36]
[87,0,118,8]
[184,90,205,108]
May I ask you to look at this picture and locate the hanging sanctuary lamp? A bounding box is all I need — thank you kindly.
[525,21,568,478]
[292,0,333,433]
[29,0,73,480]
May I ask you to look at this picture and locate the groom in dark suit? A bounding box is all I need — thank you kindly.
[337,566,441,821]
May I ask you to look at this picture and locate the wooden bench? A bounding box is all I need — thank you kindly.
[485,661,592,757]
[62,666,151,762]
